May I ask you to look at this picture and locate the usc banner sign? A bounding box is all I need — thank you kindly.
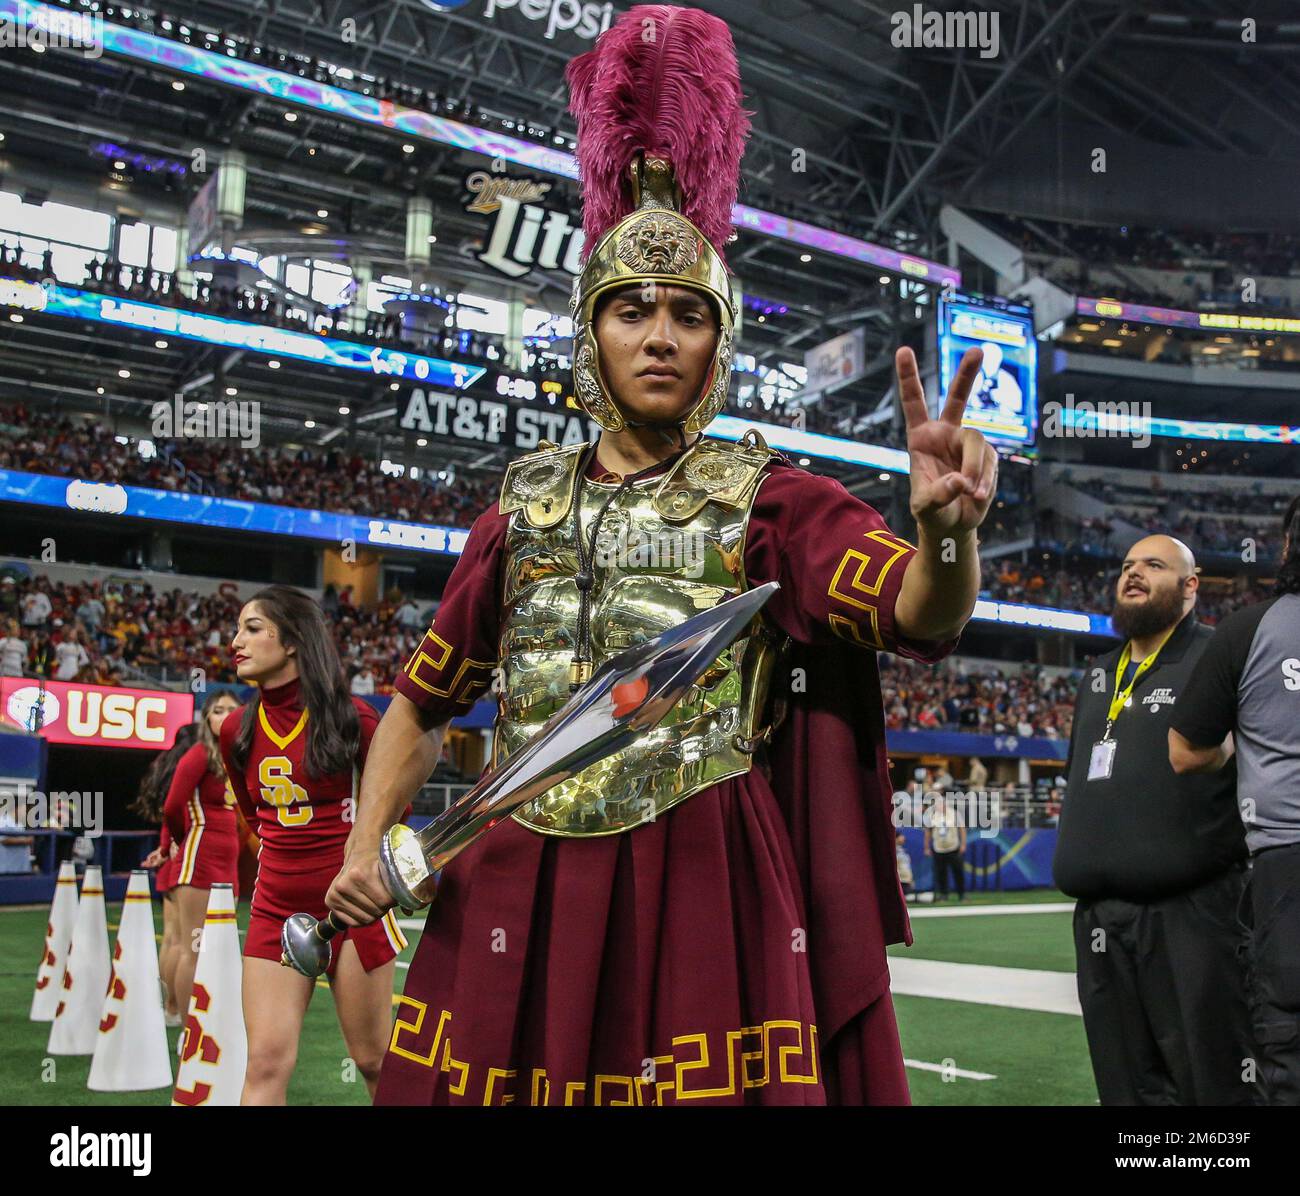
[0,678,194,749]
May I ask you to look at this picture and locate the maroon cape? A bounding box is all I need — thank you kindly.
[375,451,954,1106]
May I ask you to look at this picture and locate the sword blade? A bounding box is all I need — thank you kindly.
[383,581,778,905]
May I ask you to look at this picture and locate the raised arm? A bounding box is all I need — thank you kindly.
[892,346,997,644]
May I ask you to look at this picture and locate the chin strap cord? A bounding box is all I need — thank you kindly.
[567,425,695,691]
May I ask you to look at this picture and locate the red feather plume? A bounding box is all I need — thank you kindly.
[566,4,751,264]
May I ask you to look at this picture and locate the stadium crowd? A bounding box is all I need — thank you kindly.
[0,572,433,697]
[0,402,500,528]
[2,401,1280,626]
[1122,514,1281,560]
[0,395,855,526]
[0,568,1087,741]
[979,556,1270,625]
[975,211,1300,324]
[880,655,1078,741]
[0,559,1276,743]
[0,243,511,361]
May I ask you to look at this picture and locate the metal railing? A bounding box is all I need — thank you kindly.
[893,788,1063,835]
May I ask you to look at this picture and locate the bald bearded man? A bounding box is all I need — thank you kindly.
[1054,536,1256,1105]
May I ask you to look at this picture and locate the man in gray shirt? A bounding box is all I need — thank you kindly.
[1171,494,1300,1105]
[76,588,106,634]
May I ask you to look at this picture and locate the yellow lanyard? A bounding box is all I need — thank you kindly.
[1105,626,1177,734]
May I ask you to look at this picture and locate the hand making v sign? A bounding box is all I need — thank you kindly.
[897,345,999,536]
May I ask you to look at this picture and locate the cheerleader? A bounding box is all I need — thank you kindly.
[219,585,406,1105]
[162,688,242,1021]
[137,725,197,1026]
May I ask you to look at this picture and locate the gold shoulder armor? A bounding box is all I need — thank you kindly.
[653,429,778,524]
[499,441,587,529]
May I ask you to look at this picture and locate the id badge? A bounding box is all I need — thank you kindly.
[1087,739,1116,782]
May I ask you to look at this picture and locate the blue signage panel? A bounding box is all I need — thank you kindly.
[0,278,486,389]
[0,468,470,556]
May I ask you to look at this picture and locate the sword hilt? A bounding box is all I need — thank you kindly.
[316,912,346,942]
[280,911,347,977]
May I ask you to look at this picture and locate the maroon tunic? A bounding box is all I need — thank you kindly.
[376,450,955,1106]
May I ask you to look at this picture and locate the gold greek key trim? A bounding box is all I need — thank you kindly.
[403,632,495,702]
[387,996,448,1068]
[483,1068,517,1106]
[829,610,884,651]
[384,1004,820,1104]
[441,1036,470,1096]
[827,529,912,608]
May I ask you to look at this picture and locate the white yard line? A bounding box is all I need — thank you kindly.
[393,952,1078,1014]
[890,956,1081,1017]
[904,1058,997,1081]
[397,918,425,930]
[908,902,1075,918]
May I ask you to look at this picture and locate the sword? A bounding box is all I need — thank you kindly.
[281,581,778,977]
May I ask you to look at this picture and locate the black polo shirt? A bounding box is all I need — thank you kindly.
[1053,611,1246,902]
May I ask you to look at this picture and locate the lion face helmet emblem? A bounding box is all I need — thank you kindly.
[616,213,701,276]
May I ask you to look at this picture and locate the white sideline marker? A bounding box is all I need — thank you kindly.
[172,884,247,1106]
[908,902,1075,918]
[904,1058,997,1081]
[891,957,1082,1017]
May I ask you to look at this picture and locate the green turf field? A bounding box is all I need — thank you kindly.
[0,901,420,1107]
[891,910,1077,972]
[0,890,1097,1105]
[889,893,1097,1105]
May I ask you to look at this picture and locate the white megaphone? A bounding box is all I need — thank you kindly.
[30,860,78,1022]
[47,865,110,1055]
[172,884,247,1106]
[89,870,173,1091]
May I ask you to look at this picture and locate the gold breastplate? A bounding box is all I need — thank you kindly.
[495,436,782,837]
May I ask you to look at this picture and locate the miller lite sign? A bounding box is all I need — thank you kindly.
[463,171,584,281]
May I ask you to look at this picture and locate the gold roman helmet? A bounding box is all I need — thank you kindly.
[565,5,750,434]
[570,155,736,434]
